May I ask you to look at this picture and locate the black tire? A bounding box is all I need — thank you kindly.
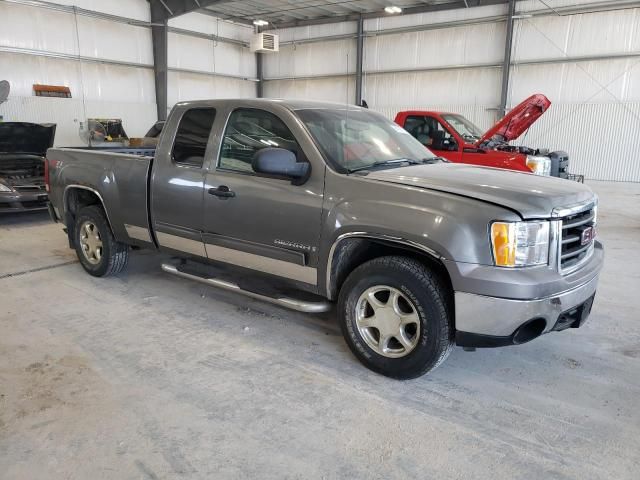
[74,205,129,277]
[338,256,453,380]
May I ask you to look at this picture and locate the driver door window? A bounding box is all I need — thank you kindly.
[219,109,303,174]
[406,115,457,151]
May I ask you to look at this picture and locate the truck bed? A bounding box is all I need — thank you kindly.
[47,147,155,248]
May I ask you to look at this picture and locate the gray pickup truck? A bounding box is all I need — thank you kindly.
[46,99,603,379]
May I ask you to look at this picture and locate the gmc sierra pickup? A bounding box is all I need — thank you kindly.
[46,99,603,379]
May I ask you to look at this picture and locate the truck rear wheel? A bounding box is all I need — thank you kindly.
[74,205,129,277]
[338,256,453,380]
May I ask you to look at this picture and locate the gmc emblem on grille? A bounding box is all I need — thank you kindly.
[581,226,595,246]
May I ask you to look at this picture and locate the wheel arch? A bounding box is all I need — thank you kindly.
[325,232,453,308]
[63,185,114,247]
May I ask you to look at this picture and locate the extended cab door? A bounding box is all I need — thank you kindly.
[201,106,324,287]
[151,107,217,258]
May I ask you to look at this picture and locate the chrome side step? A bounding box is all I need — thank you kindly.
[161,263,331,313]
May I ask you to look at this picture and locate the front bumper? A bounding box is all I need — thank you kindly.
[451,240,604,347]
[0,191,49,212]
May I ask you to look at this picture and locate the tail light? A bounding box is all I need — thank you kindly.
[44,157,50,192]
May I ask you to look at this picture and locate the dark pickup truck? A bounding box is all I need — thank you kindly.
[46,99,603,379]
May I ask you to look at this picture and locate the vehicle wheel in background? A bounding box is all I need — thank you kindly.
[74,205,129,277]
[338,256,453,380]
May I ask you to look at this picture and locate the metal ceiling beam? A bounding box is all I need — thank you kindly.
[149,0,237,19]
[263,0,508,29]
[499,0,515,117]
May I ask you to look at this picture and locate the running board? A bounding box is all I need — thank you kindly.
[161,263,331,313]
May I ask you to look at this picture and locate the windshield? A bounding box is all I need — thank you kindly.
[295,108,436,172]
[442,114,483,142]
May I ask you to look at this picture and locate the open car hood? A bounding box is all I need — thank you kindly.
[0,122,56,156]
[476,94,550,146]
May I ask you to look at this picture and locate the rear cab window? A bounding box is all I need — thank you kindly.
[172,108,216,168]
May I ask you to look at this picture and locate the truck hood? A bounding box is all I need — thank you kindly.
[0,122,56,156]
[476,93,550,146]
[366,163,594,218]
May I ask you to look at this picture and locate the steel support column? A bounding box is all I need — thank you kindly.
[499,0,516,117]
[256,53,264,97]
[151,2,169,120]
[355,15,364,106]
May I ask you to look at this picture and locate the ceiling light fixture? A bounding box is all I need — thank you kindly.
[384,6,403,14]
[253,19,269,26]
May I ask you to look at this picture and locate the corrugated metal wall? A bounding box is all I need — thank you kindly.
[0,1,256,144]
[263,0,640,182]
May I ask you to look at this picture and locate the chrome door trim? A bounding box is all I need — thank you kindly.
[326,232,443,296]
[205,242,317,285]
[156,231,207,258]
[124,223,153,243]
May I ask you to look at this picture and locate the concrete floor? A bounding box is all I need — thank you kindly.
[1,181,639,480]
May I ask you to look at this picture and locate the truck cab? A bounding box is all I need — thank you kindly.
[394,94,571,178]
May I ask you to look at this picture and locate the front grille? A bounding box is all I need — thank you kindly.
[560,207,596,272]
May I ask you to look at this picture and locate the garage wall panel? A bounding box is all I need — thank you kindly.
[263,39,356,79]
[76,16,153,65]
[0,2,78,54]
[168,12,253,42]
[168,71,256,107]
[365,22,505,72]
[263,78,354,104]
[45,0,150,22]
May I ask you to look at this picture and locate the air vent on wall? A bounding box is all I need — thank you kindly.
[250,33,279,53]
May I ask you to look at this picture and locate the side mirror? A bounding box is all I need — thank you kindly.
[252,148,309,180]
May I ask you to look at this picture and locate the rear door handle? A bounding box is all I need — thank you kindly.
[208,185,235,198]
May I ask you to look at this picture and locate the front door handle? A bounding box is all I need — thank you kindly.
[208,185,235,198]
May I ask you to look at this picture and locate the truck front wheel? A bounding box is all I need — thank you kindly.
[74,205,129,277]
[338,256,453,379]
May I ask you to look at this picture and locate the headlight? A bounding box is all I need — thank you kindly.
[0,183,13,192]
[526,155,551,176]
[490,221,550,267]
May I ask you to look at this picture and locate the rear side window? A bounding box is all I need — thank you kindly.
[172,108,216,168]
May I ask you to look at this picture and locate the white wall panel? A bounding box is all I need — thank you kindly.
[263,40,355,78]
[365,22,505,72]
[263,78,354,104]
[46,0,150,21]
[168,12,253,42]
[0,96,157,146]
[76,16,153,65]
[79,63,155,103]
[364,3,507,32]
[0,53,82,97]
[0,52,155,102]
[512,9,640,62]
[168,71,256,108]
[510,59,640,105]
[0,3,152,65]
[0,2,77,54]
[364,68,502,107]
[523,102,640,182]
[168,33,256,77]
[275,22,358,42]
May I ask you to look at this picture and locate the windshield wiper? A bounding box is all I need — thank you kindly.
[348,158,422,173]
